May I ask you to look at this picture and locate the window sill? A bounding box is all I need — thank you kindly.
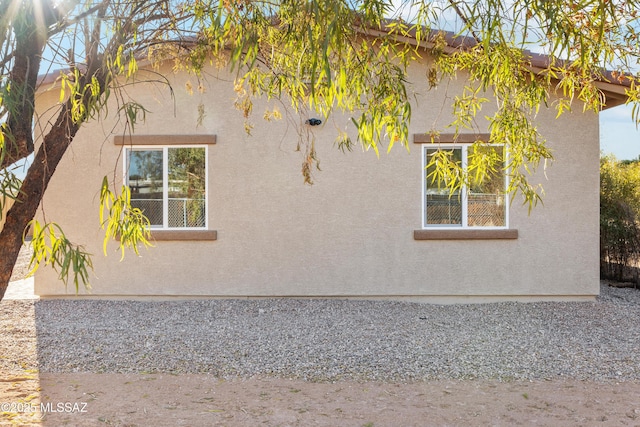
[150,230,217,241]
[414,229,518,240]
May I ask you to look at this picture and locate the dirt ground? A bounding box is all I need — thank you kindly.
[1,373,640,426]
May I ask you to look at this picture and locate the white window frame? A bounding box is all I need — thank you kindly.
[421,144,509,229]
[124,145,209,231]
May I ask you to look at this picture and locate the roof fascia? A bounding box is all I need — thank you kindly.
[362,21,630,110]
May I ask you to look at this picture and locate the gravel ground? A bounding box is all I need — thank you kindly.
[8,239,32,283]
[3,282,640,383]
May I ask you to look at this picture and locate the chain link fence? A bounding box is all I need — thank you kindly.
[131,198,205,228]
[468,194,506,226]
[426,193,505,226]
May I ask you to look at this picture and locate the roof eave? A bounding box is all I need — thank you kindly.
[363,23,632,111]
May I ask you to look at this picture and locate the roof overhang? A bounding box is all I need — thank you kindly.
[361,21,632,110]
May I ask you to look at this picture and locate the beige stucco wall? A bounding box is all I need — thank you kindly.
[33,58,601,301]
[0,198,9,232]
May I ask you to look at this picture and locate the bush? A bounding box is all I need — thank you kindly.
[600,155,640,282]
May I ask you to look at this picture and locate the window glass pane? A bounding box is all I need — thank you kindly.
[467,145,506,227]
[127,149,164,226]
[168,147,206,228]
[425,148,462,225]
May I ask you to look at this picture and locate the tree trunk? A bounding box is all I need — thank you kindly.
[0,3,46,170]
[0,104,80,300]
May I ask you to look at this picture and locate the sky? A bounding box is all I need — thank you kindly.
[600,105,640,160]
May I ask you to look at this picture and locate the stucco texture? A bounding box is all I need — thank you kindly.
[32,59,600,301]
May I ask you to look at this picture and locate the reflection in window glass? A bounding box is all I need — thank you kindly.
[467,145,505,227]
[127,149,163,226]
[424,145,506,228]
[425,148,462,225]
[126,146,207,229]
[168,148,206,228]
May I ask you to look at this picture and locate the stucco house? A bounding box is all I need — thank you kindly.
[31,32,629,302]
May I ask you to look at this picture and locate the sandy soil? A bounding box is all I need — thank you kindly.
[1,373,640,426]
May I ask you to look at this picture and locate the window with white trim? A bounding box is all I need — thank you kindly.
[125,146,207,230]
[423,144,507,228]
